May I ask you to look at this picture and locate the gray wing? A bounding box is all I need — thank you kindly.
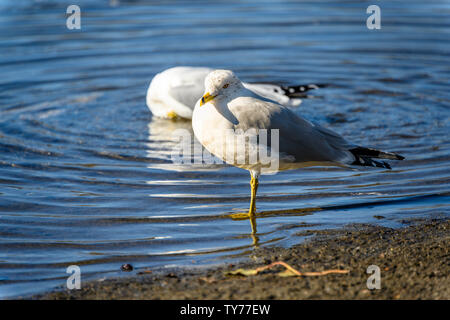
[229,96,354,164]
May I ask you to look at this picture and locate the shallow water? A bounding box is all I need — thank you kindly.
[0,0,449,298]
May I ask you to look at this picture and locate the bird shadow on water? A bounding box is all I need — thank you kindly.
[228,206,320,246]
[226,192,447,246]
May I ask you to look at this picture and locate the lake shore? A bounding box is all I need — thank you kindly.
[34,217,449,300]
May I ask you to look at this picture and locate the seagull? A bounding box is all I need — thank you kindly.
[146,66,322,120]
[192,70,404,234]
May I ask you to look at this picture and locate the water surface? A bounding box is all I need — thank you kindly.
[0,0,449,298]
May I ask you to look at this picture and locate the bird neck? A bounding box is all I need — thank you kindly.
[213,97,239,125]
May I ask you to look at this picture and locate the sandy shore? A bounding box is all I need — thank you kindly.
[35,217,449,300]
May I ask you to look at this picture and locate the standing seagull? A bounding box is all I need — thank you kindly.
[147,66,322,120]
[192,70,404,233]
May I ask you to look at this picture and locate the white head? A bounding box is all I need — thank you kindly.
[198,70,242,125]
[200,70,244,106]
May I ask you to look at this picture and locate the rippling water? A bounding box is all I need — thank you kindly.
[0,0,449,298]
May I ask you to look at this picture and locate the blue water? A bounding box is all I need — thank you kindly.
[0,0,449,298]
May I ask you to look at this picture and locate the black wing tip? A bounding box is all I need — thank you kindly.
[349,147,405,170]
[349,147,405,161]
[281,83,327,97]
[351,157,392,170]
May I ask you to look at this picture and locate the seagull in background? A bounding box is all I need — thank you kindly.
[146,66,323,120]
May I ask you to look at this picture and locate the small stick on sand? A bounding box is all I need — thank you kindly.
[255,261,349,276]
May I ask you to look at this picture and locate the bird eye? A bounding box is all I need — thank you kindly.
[222,83,229,89]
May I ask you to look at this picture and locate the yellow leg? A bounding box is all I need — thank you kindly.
[228,173,259,242]
[249,174,259,234]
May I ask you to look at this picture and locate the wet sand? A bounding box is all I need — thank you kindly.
[35,218,449,300]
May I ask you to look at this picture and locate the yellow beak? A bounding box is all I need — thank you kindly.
[200,92,217,106]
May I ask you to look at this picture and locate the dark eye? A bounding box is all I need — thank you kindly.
[222,83,229,89]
